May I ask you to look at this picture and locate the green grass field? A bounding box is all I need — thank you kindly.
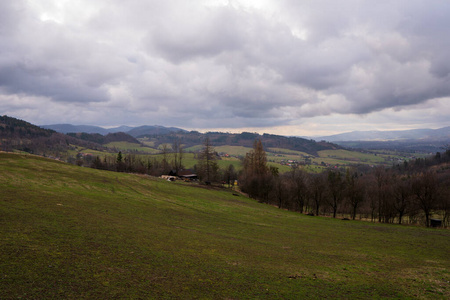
[104,141,160,154]
[214,146,253,156]
[317,149,386,164]
[89,142,417,175]
[1,152,449,299]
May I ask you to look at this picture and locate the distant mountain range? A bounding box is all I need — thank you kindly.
[43,123,450,143]
[41,124,186,137]
[40,122,450,153]
[313,126,450,153]
[315,127,450,142]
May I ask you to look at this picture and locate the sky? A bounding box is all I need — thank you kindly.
[1,0,450,136]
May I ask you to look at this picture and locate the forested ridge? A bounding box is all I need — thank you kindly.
[0,115,105,155]
[137,131,339,155]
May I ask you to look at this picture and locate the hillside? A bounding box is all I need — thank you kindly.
[2,116,433,174]
[1,115,55,138]
[41,124,113,135]
[41,123,185,136]
[41,120,340,155]
[1,152,449,299]
[139,131,340,156]
[67,131,140,144]
[0,115,104,156]
[127,125,187,137]
[336,139,449,153]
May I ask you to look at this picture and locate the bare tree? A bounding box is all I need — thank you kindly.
[412,171,440,227]
[374,166,395,223]
[345,170,365,220]
[197,137,218,183]
[310,173,326,216]
[326,170,344,218]
[243,139,268,177]
[223,164,237,188]
[273,175,288,209]
[160,143,170,174]
[240,139,271,200]
[391,174,413,224]
[289,167,308,213]
[172,140,184,175]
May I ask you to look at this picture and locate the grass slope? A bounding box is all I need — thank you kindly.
[1,152,449,299]
[104,141,159,154]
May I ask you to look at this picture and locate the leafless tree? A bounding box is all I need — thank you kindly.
[326,170,344,218]
[412,171,440,227]
[160,143,170,174]
[391,174,413,224]
[289,167,308,213]
[197,137,218,182]
[345,169,365,220]
[310,173,326,216]
[172,140,184,175]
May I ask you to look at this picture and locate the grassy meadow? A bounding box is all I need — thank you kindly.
[104,141,160,154]
[1,152,449,299]
[78,138,420,175]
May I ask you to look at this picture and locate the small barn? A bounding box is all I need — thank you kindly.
[177,169,198,181]
[430,219,442,228]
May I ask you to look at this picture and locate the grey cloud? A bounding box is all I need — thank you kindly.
[272,0,450,110]
[145,6,244,63]
[0,2,130,103]
[1,0,449,131]
[0,63,108,103]
[0,1,26,35]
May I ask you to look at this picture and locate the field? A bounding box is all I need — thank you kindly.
[1,152,449,298]
[104,141,160,154]
[316,149,385,166]
[78,138,423,175]
[214,146,253,156]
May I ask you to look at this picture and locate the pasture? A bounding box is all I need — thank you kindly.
[1,153,448,298]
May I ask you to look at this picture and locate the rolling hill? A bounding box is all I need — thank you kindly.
[3,115,432,173]
[41,123,185,136]
[18,116,341,156]
[0,115,105,156]
[1,152,449,298]
[41,123,116,135]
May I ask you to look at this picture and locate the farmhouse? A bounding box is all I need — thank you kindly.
[177,169,198,181]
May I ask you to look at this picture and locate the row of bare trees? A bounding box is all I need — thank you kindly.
[85,138,239,185]
[239,140,450,227]
[86,140,185,176]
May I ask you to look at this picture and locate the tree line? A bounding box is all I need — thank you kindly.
[82,142,184,177]
[239,140,450,228]
[85,138,238,186]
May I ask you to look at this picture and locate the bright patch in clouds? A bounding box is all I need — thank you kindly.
[1,0,449,135]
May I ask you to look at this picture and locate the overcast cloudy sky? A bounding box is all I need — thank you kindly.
[1,0,449,136]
